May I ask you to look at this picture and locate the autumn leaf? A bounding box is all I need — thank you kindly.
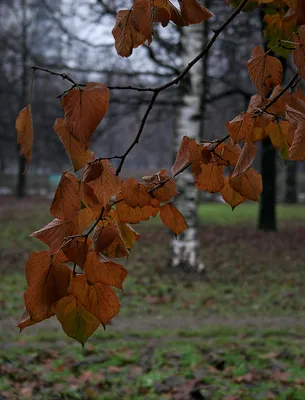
[31,219,74,251]
[62,237,89,268]
[226,112,255,143]
[246,46,283,97]
[116,220,140,249]
[213,140,241,166]
[115,194,159,223]
[221,177,245,209]
[24,251,71,321]
[50,172,81,221]
[54,296,100,346]
[112,10,147,57]
[83,160,122,207]
[62,82,109,147]
[69,275,120,326]
[178,0,214,24]
[294,26,305,79]
[265,120,290,149]
[121,178,152,208]
[84,251,127,289]
[193,158,225,193]
[54,118,93,172]
[230,167,262,201]
[160,203,188,235]
[17,309,36,332]
[295,0,305,25]
[289,122,305,160]
[172,136,191,176]
[16,104,33,172]
[232,141,257,178]
[133,0,153,40]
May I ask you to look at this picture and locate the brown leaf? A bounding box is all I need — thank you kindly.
[62,83,109,146]
[296,0,305,25]
[289,122,305,160]
[16,104,33,172]
[62,237,89,268]
[294,26,305,79]
[133,0,153,39]
[221,177,245,209]
[122,178,152,208]
[230,167,262,202]
[93,223,125,255]
[54,118,93,172]
[232,141,257,178]
[116,195,159,223]
[226,112,255,143]
[54,295,100,345]
[50,172,81,221]
[112,10,147,57]
[193,159,225,193]
[171,136,191,176]
[178,0,214,24]
[69,275,120,326]
[31,219,74,251]
[84,160,122,207]
[246,45,283,97]
[84,251,127,289]
[160,203,188,235]
[24,251,70,321]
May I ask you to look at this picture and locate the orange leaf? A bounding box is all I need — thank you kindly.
[296,0,305,25]
[178,0,214,24]
[160,203,188,235]
[24,251,71,321]
[230,168,262,201]
[62,83,109,147]
[193,159,225,193]
[265,120,291,148]
[226,112,254,143]
[232,142,257,178]
[17,309,36,332]
[69,275,120,326]
[189,139,212,175]
[147,174,178,202]
[121,178,152,208]
[213,140,241,166]
[54,118,93,172]
[221,177,245,209]
[116,195,159,223]
[84,251,127,289]
[289,122,305,160]
[171,136,191,176]
[50,172,81,221]
[93,223,125,254]
[31,219,74,251]
[168,1,186,26]
[15,104,33,172]
[84,160,122,207]
[246,46,283,97]
[294,26,305,79]
[133,0,153,39]
[53,296,100,345]
[116,220,140,249]
[112,10,147,57]
[62,237,89,268]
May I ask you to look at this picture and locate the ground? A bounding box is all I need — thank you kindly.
[1,197,305,399]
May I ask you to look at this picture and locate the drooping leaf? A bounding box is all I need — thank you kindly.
[15,104,33,172]
[69,275,120,326]
[160,203,188,235]
[193,158,225,193]
[230,167,262,202]
[112,10,147,57]
[221,177,245,209]
[265,120,291,149]
[115,195,159,223]
[84,160,122,207]
[133,0,153,40]
[17,309,36,332]
[171,136,191,176]
[294,26,305,79]
[31,219,74,251]
[54,296,100,345]
[178,0,214,24]
[54,118,93,172]
[121,178,152,208]
[232,141,257,178]
[50,172,81,221]
[246,46,283,97]
[84,251,127,289]
[289,122,305,160]
[62,83,109,147]
[295,0,305,25]
[226,112,255,143]
[62,237,89,268]
[24,252,71,321]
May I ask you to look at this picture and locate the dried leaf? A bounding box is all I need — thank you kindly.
[16,104,33,172]
[221,177,245,209]
[230,167,262,201]
[31,219,74,251]
[160,203,188,235]
[178,0,214,24]
[232,142,257,178]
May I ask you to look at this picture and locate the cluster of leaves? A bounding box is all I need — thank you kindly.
[14,0,305,344]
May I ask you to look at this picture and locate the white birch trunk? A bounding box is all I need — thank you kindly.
[170,23,205,272]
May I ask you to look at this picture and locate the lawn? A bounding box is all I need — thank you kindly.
[1,196,305,399]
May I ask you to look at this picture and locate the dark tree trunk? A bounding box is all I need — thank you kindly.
[258,137,277,231]
[284,161,298,203]
[17,155,26,198]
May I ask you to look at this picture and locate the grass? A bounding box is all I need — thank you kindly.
[1,197,305,399]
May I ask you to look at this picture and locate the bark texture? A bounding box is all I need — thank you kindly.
[170,23,205,272]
